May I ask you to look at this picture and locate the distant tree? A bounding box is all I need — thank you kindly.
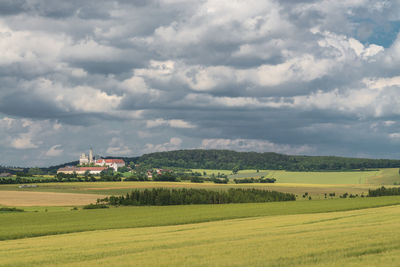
[28,168,44,176]
[232,165,240,175]
[117,166,130,173]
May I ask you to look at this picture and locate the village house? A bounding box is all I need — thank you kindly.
[95,159,125,171]
[147,168,171,178]
[57,148,126,174]
[57,166,108,175]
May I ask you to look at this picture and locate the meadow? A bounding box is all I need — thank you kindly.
[2,196,400,241]
[1,203,400,266]
[0,181,380,201]
[1,168,400,266]
[194,168,400,185]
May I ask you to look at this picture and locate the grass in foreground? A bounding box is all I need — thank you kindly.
[2,196,400,241]
[1,205,400,266]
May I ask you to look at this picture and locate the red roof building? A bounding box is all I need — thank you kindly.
[95,158,125,171]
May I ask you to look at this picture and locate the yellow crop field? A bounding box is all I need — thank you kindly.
[0,191,105,206]
[1,205,400,266]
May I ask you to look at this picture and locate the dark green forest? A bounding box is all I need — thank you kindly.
[3,149,400,173]
[133,149,400,171]
[98,188,296,206]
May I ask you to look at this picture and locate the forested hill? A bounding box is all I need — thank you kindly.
[135,149,400,171]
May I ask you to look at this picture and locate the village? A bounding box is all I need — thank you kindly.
[56,148,171,179]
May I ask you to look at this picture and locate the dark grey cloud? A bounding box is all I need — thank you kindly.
[1,0,400,166]
[0,0,26,15]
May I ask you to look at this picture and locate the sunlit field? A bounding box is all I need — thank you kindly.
[1,196,400,241]
[1,168,400,266]
[2,204,400,266]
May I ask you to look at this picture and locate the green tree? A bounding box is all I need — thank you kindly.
[232,165,240,175]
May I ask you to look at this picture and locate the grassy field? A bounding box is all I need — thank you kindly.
[0,168,398,204]
[0,181,381,200]
[193,168,400,185]
[2,196,400,241]
[1,204,400,266]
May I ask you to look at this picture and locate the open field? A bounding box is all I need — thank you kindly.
[1,204,400,266]
[192,168,400,184]
[0,181,381,199]
[0,191,105,206]
[2,196,400,241]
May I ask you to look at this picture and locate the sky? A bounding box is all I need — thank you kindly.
[1,0,400,167]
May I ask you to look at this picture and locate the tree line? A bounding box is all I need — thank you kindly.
[97,188,296,206]
[133,149,400,171]
[234,178,276,184]
[368,186,400,197]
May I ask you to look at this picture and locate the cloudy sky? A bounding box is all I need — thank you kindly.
[2,0,400,166]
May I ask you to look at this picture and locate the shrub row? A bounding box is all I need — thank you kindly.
[234,178,276,184]
[97,188,296,206]
[368,186,400,197]
[0,207,24,212]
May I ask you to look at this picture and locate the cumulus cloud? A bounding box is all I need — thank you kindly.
[45,145,63,157]
[1,0,400,165]
[144,137,183,153]
[146,118,195,129]
[106,137,132,156]
[201,138,313,155]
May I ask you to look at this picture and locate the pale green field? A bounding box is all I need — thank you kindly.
[193,168,400,185]
[264,170,377,184]
[0,181,382,199]
[2,204,400,266]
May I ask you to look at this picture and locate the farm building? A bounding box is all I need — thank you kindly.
[79,148,125,171]
[58,148,126,174]
[0,173,12,177]
[147,169,172,178]
[57,166,108,175]
[95,159,125,171]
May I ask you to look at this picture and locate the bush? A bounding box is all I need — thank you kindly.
[190,176,204,183]
[368,186,400,197]
[212,177,229,184]
[153,172,178,182]
[83,204,109,209]
[234,177,276,184]
[0,207,24,212]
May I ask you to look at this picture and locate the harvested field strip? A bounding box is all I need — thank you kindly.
[0,191,106,206]
[1,196,400,241]
[0,182,379,198]
[1,205,400,266]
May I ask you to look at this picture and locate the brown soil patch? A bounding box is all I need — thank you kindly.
[0,191,105,206]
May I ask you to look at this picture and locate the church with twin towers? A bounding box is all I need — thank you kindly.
[79,147,95,165]
[79,147,126,171]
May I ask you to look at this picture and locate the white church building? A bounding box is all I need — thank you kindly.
[79,148,126,171]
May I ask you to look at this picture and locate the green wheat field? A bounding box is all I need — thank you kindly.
[2,168,400,266]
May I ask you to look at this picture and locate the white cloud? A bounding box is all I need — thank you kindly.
[146,118,195,129]
[201,138,313,155]
[389,133,400,139]
[106,137,132,156]
[23,78,122,113]
[0,21,65,65]
[143,137,183,153]
[11,134,38,149]
[45,145,63,157]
